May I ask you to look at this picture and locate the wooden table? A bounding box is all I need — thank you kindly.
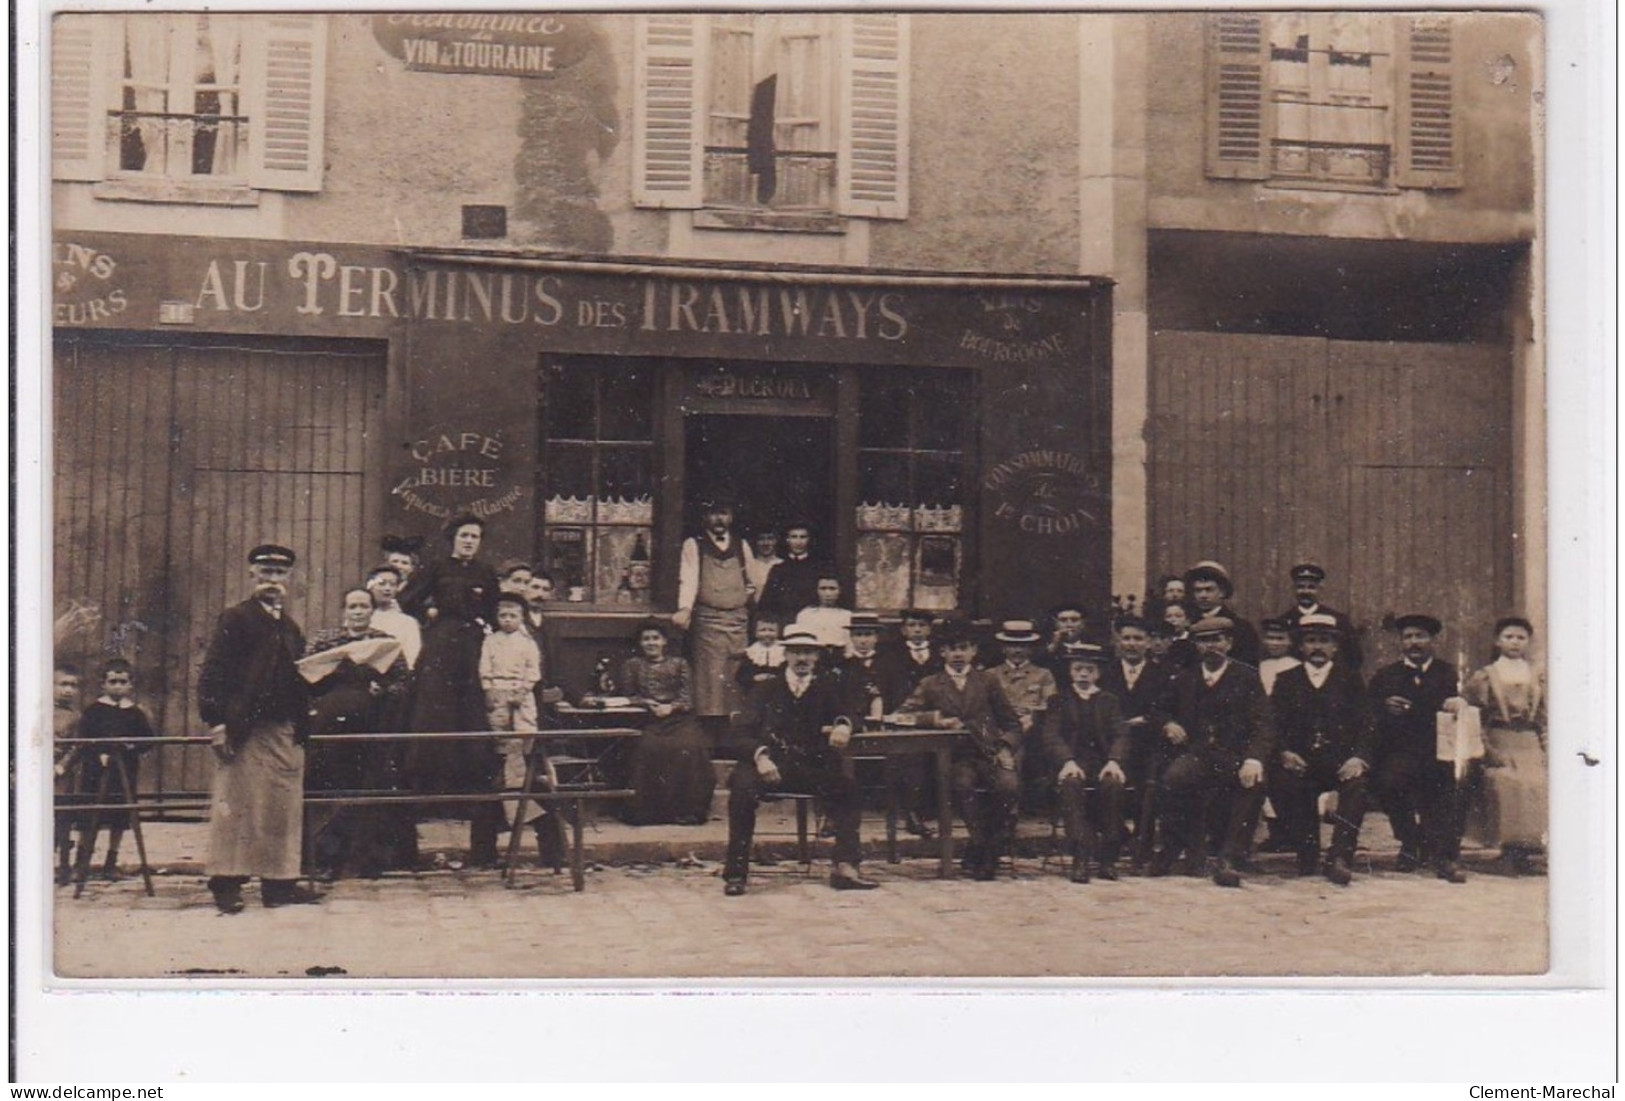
[849,727,964,878]
[501,720,642,891]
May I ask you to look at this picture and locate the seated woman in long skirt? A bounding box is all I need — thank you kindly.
[618,619,716,825]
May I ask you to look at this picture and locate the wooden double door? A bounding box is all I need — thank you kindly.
[1147,330,1516,669]
[53,334,387,794]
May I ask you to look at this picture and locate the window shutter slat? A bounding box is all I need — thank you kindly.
[244,14,326,192]
[52,14,106,181]
[1205,13,1270,180]
[1396,17,1463,189]
[836,13,908,219]
[634,14,705,209]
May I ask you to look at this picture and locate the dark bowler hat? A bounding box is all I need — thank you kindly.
[1290,563,1327,583]
[780,626,822,649]
[934,620,977,647]
[1184,560,1234,598]
[1259,616,1293,634]
[1061,641,1107,666]
[848,612,883,633]
[697,488,736,510]
[1393,613,1443,636]
[995,620,1042,644]
[380,534,424,556]
[1190,615,1235,637]
[901,608,937,623]
[248,544,296,568]
[1295,612,1341,636]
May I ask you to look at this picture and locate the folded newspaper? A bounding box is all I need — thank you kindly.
[1436,704,1485,780]
[295,636,403,683]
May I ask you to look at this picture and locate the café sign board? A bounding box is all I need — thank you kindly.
[371,13,594,78]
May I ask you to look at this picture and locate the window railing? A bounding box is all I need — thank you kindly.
[107,109,248,179]
[703,147,836,211]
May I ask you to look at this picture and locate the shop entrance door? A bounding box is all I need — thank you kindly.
[683,414,835,555]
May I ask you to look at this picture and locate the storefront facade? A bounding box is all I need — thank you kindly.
[53,230,1110,781]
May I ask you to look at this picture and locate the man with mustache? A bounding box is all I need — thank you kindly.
[197,544,319,914]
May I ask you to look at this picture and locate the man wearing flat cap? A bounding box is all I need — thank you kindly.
[197,544,319,913]
[1279,563,1363,671]
[674,491,756,729]
[724,627,875,895]
[1184,561,1262,667]
[1269,613,1374,886]
[1367,613,1470,882]
[1148,615,1274,887]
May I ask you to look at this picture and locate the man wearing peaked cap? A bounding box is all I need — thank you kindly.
[989,620,1059,816]
[1279,562,1363,671]
[197,543,319,914]
[723,626,876,895]
[1367,612,1470,882]
[1183,561,1262,667]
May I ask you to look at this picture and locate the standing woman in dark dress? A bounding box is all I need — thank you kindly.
[401,514,503,865]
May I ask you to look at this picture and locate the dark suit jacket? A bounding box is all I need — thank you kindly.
[875,641,940,706]
[1208,604,1262,667]
[1367,658,1459,761]
[1041,688,1130,774]
[837,653,890,721]
[757,555,828,622]
[1281,603,1364,671]
[733,669,852,765]
[1099,658,1173,769]
[1150,660,1274,771]
[1269,662,1373,765]
[198,598,311,748]
[901,668,1022,758]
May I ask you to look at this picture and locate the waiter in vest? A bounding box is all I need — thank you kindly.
[673,489,757,733]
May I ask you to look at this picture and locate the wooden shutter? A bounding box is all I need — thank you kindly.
[633,14,706,209]
[836,12,908,219]
[51,13,108,181]
[243,13,326,192]
[1396,16,1462,189]
[1205,13,1270,180]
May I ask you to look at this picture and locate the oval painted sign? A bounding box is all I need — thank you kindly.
[371,13,595,78]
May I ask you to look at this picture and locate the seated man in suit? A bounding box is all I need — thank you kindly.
[1042,642,1130,883]
[723,627,877,896]
[900,622,1023,880]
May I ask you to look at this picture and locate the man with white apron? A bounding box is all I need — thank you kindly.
[673,493,756,728]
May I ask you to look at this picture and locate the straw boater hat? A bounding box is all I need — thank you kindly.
[780,626,822,649]
[848,612,883,633]
[994,619,1042,644]
[1295,612,1341,636]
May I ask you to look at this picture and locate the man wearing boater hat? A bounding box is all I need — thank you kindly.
[1148,615,1273,887]
[1367,613,1470,882]
[1184,560,1261,667]
[197,544,319,913]
[1268,612,1373,886]
[723,626,876,896]
[1279,562,1363,671]
[673,490,757,733]
[989,619,1059,814]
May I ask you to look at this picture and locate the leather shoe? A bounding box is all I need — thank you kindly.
[903,814,935,840]
[1068,861,1090,884]
[971,863,998,882]
[263,884,322,908]
[1212,861,1242,888]
[830,865,879,891]
[1324,857,1354,886]
[1096,863,1119,882]
[214,892,246,915]
[1295,851,1320,876]
[1395,849,1422,873]
[1436,861,1467,884]
[723,879,747,897]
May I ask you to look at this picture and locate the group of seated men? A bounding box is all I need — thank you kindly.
[717,560,1471,897]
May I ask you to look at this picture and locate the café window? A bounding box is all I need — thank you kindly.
[633,12,909,228]
[855,370,973,612]
[52,12,327,200]
[1206,13,1461,191]
[540,360,656,606]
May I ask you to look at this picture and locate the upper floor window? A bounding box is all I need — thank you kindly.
[1207,13,1461,192]
[633,13,908,229]
[52,13,327,202]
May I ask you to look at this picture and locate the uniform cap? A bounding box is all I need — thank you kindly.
[1290,563,1327,583]
[248,544,296,568]
[1393,613,1443,636]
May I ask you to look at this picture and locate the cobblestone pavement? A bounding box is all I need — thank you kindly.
[52,853,1546,981]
